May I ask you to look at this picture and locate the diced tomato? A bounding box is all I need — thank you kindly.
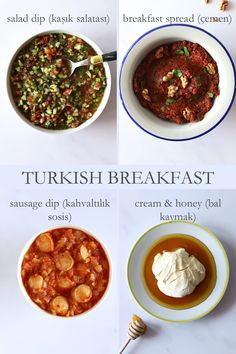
[67,40,73,49]
[94,82,101,90]
[87,88,94,95]
[44,48,51,54]
[37,35,49,44]
[56,59,64,68]
[63,88,72,96]
[27,96,34,103]
[64,229,74,237]
[44,47,57,60]
[53,69,59,75]
[76,263,89,276]
[88,241,98,249]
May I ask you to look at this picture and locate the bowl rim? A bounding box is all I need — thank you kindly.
[7,29,111,135]
[17,224,112,319]
[119,23,236,142]
[127,221,230,322]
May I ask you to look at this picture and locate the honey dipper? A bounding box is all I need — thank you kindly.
[119,315,147,353]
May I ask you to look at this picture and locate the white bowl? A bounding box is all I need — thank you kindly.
[127,221,229,322]
[7,30,111,134]
[18,225,112,318]
[120,24,236,141]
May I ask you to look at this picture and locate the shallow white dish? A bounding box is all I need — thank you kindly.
[18,225,112,318]
[127,221,229,322]
[120,24,236,141]
[7,30,111,135]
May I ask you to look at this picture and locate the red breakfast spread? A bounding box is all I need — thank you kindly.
[133,40,219,124]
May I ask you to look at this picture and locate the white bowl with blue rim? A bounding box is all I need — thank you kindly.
[120,24,236,141]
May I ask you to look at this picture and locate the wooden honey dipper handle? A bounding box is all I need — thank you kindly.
[119,338,131,354]
[119,315,146,354]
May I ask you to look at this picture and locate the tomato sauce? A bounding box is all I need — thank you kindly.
[21,228,110,317]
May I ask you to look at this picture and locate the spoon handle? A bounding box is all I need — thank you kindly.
[102,51,117,62]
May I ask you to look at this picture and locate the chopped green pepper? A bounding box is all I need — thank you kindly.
[176,49,184,55]
[195,77,202,87]
[207,92,214,98]
[173,69,183,77]
[165,98,177,105]
[184,47,190,56]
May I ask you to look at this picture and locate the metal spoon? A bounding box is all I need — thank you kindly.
[64,51,117,77]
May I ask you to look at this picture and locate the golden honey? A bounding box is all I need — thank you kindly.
[143,234,217,310]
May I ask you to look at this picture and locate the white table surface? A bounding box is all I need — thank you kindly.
[119,189,236,354]
[119,0,236,164]
[0,0,116,165]
[0,187,118,354]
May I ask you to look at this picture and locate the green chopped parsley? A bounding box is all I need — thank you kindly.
[195,76,202,87]
[184,47,190,57]
[176,49,184,55]
[207,92,214,98]
[139,80,146,89]
[165,98,177,105]
[173,69,182,77]
[175,47,190,57]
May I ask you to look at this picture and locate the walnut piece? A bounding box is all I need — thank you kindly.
[163,71,174,82]
[155,47,164,59]
[180,75,189,88]
[206,63,216,75]
[168,85,179,98]
[142,88,151,102]
[183,107,191,121]
[219,0,228,10]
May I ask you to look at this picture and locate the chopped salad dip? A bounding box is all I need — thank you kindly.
[133,40,220,124]
[10,33,107,129]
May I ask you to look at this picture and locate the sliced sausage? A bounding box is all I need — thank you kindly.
[57,276,75,289]
[28,275,43,289]
[50,296,69,315]
[72,284,92,303]
[55,252,74,271]
[36,232,54,252]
